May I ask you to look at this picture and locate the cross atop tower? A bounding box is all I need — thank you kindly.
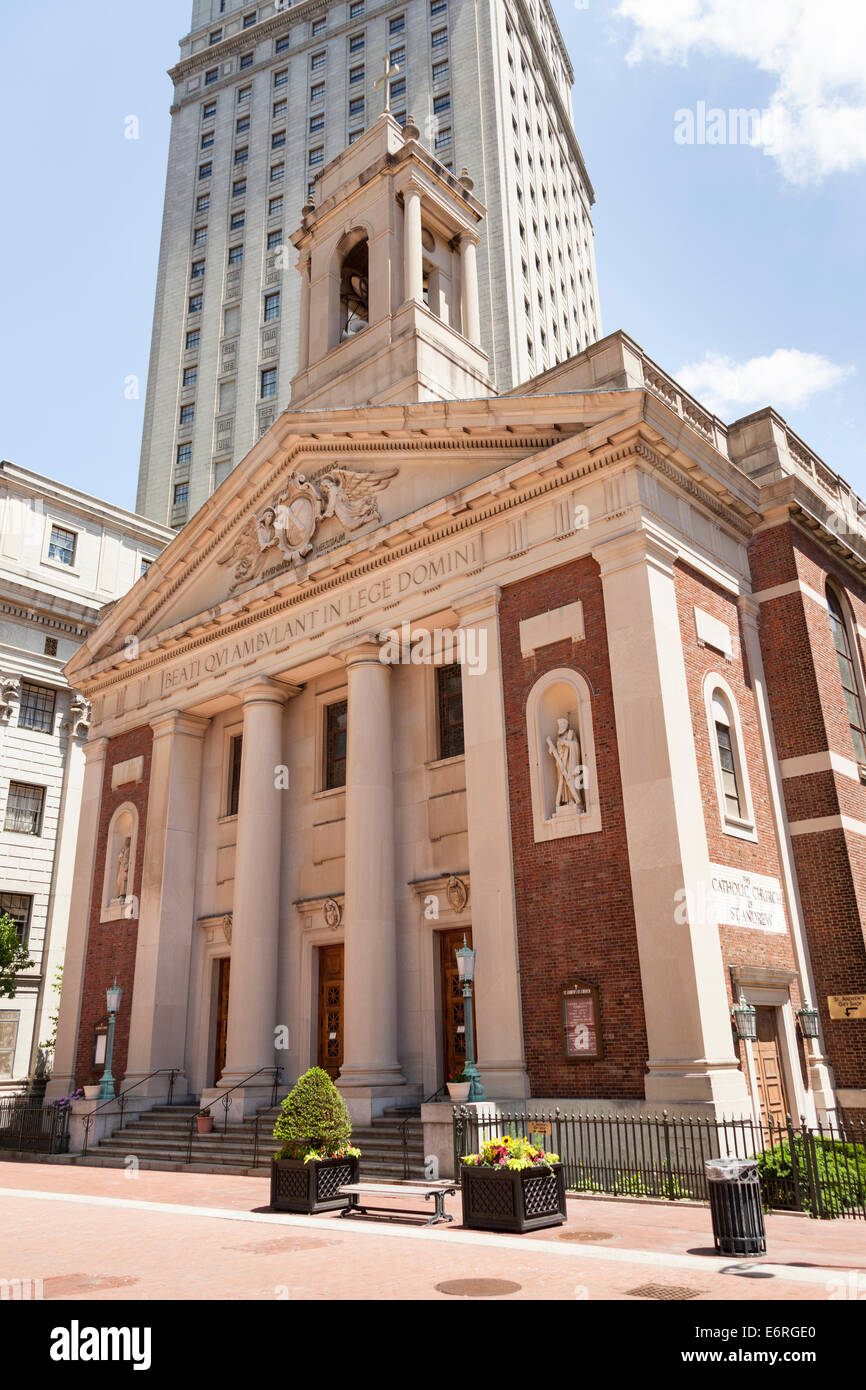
[373,54,402,114]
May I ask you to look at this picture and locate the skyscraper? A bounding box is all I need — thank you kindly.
[136,0,601,526]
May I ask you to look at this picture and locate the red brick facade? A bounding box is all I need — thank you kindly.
[750,521,866,1099]
[73,725,153,1087]
[500,557,648,1098]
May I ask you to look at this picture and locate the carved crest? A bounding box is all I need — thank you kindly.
[218,465,398,591]
[222,913,233,945]
[446,875,468,913]
[323,898,342,930]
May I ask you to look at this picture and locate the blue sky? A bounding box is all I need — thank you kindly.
[0,0,862,512]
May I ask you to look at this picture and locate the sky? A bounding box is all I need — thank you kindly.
[0,0,863,514]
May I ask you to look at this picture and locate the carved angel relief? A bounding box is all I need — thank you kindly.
[218,466,398,592]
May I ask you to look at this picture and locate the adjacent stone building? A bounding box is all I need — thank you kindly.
[48,119,865,1158]
[0,463,169,1095]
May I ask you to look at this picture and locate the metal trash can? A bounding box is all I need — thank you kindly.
[705,1158,766,1255]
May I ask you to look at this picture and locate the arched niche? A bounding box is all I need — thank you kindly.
[525,667,601,842]
[100,801,140,922]
[334,226,370,345]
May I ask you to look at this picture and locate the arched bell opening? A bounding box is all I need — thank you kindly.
[339,237,369,341]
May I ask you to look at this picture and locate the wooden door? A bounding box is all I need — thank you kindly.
[213,957,230,1085]
[440,928,475,1083]
[753,1006,789,1131]
[317,944,344,1080]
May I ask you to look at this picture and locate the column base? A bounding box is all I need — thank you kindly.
[337,1081,422,1127]
[475,1061,531,1099]
[120,1071,189,1105]
[644,1058,753,1118]
[200,1084,274,1121]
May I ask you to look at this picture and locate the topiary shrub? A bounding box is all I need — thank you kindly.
[272,1067,359,1162]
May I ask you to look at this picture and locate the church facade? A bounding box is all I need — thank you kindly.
[48,117,866,1141]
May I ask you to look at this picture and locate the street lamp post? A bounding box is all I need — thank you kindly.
[455,937,485,1102]
[98,979,123,1101]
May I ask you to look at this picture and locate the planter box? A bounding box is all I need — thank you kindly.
[460,1162,567,1233]
[270,1154,360,1214]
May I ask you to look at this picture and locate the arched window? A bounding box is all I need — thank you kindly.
[339,237,369,340]
[704,676,756,839]
[826,584,866,764]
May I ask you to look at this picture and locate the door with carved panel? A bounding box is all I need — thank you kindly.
[753,1006,789,1131]
[440,927,475,1083]
[317,944,344,1080]
[213,957,230,1086]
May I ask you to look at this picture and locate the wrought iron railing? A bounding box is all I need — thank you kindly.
[0,1096,69,1155]
[452,1108,866,1220]
[81,1068,183,1157]
[186,1066,282,1164]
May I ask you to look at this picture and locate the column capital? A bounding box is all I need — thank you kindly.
[452,584,501,627]
[457,228,481,249]
[591,525,680,580]
[149,709,210,740]
[231,676,301,706]
[81,735,110,765]
[329,631,390,668]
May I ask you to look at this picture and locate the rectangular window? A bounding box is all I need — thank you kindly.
[275,35,290,54]
[267,229,283,249]
[431,27,448,47]
[432,59,449,82]
[270,162,285,181]
[239,52,253,70]
[390,78,405,100]
[312,17,326,35]
[234,145,249,164]
[261,367,277,397]
[199,162,213,180]
[272,129,286,148]
[274,67,289,87]
[230,211,245,230]
[349,64,364,84]
[174,483,190,510]
[196,194,210,213]
[310,82,325,102]
[434,127,451,150]
[227,734,243,816]
[180,404,195,424]
[177,443,192,466]
[236,114,251,134]
[191,259,205,278]
[269,196,283,216]
[228,244,244,265]
[348,97,364,117]
[205,68,218,85]
[715,722,742,819]
[237,85,252,103]
[433,92,450,114]
[393,109,407,128]
[348,129,362,143]
[390,45,405,66]
[0,893,31,946]
[232,179,247,197]
[308,146,324,166]
[430,0,447,13]
[264,291,280,320]
[273,98,287,118]
[48,525,76,566]
[243,10,257,27]
[4,783,45,836]
[437,665,464,759]
[310,112,325,133]
[203,101,217,121]
[209,30,223,45]
[193,225,208,246]
[310,50,326,71]
[18,683,55,734]
[390,14,405,35]
[325,700,348,789]
[350,0,365,16]
[185,330,200,351]
[349,32,365,52]
[183,366,198,386]
[189,294,203,313]
[201,131,214,149]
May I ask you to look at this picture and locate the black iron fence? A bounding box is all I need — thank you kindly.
[453,1108,866,1220]
[0,1097,69,1155]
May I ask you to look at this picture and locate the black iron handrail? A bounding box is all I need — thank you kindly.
[81,1068,183,1156]
[186,1065,282,1164]
[396,1087,445,1180]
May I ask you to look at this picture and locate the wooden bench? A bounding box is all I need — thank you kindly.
[338,1180,457,1225]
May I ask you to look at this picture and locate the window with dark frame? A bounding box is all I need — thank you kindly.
[827,585,866,764]
[324,700,348,789]
[18,683,55,733]
[48,525,76,566]
[4,782,45,835]
[714,718,742,819]
[227,734,243,816]
[436,664,464,759]
[0,892,32,945]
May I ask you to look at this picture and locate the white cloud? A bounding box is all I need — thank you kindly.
[616,0,866,184]
[675,348,854,414]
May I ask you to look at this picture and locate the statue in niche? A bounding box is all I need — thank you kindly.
[114,838,132,901]
[546,717,586,813]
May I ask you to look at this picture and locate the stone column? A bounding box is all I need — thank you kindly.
[297,253,311,373]
[594,529,751,1115]
[453,587,530,1098]
[216,678,295,1113]
[335,636,407,1119]
[45,736,108,1100]
[459,234,481,346]
[124,711,209,1099]
[403,186,423,304]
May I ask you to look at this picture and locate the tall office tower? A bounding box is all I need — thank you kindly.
[137,0,602,527]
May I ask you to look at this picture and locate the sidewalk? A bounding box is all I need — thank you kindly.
[1,1161,863,1301]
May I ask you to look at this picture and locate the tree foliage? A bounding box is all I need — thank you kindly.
[273,1066,354,1160]
[0,913,34,999]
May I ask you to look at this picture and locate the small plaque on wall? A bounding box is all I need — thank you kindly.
[562,980,602,1060]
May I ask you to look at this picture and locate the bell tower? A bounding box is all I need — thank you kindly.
[290,112,494,411]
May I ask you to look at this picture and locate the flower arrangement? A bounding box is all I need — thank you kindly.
[47,1087,84,1112]
[460,1134,560,1172]
[447,1069,469,1084]
[273,1066,361,1163]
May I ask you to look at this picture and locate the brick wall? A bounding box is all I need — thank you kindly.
[73,726,153,1087]
[750,521,866,1100]
[500,556,648,1098]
